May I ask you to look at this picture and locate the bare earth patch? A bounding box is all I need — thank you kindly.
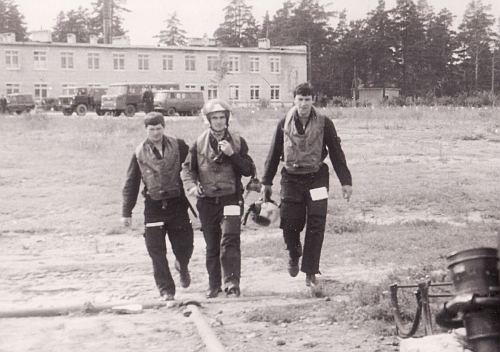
[1,109,499,351]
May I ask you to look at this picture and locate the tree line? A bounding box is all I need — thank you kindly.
[2,0,500,102]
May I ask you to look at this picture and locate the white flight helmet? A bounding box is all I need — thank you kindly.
[202,99,232,126]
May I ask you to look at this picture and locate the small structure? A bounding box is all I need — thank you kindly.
[353,88,400,106]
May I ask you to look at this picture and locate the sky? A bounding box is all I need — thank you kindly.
[14,0,500,46]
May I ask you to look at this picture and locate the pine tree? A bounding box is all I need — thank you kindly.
[267,0,295,46]
[155,12,187,46]
[0,0,28,41]
[363,0,396,89]
[214,0,259,47]
[52,7,91,43]
[260,11,271,39]
[426,9,458,96]
[389,0,427,97]
[88,0,130,40]
[457,0,495,92]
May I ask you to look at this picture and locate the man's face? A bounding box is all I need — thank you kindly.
[294,94,313,118]
[208,111,227,132]
[146,124,164,143]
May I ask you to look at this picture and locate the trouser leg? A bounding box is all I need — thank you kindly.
[220,214,241,287]
[144,225,175,295]
[198,200,223,289]
[166,210,194,269]
[301,213,326,274]
[281,221,304,259]
[302,167,329,274]
[280,200,306,259]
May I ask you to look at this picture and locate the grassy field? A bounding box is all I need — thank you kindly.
[1,106,499,338]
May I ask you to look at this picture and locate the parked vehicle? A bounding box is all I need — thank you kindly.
[100,82,180,117]
[6,93,35,114]
[58,87,108,116]
[154,90,204,116]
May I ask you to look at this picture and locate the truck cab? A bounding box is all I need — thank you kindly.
[59,87,108,116]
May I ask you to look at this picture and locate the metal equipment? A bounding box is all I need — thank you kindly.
[435,247,500,352]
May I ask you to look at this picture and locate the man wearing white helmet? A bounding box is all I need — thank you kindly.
[182,99,255,298]
[261,83,352,289]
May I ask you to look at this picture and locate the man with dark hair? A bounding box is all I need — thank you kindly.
[261,82,352,289]
[181,99,254,298]
[122,112,194,301]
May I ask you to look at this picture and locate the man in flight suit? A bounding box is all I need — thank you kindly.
[182,99,254,298]
[122,112,194,300]
[261,83,353,288]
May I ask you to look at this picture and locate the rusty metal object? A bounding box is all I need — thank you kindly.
[391,281,453,338]
[390,283,422,338]
[436,247,500,352]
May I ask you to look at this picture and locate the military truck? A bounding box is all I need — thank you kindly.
[5,93,35,114]
[154,90,204,116]
[58,87,108,116]
[101,82,179,117]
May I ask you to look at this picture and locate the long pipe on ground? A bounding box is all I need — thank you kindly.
[187,304,226,352]
[0,294,281,318]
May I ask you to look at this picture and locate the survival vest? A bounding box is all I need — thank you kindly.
[135,135,181,200]
[283,106,325,174]
[196,129,241,197]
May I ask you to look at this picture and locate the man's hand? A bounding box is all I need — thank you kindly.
[262,185,273,201]
[121,217,132,227]
[188,186,203,197]
[218,140,234,156]
[342,185,352,202]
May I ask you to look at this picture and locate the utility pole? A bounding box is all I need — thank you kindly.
[492,47,495,95]
[103,0,113,44]
[305,41,312,83]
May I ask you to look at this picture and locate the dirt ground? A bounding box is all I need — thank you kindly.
[4,108,498,352]
[0,224,399,352]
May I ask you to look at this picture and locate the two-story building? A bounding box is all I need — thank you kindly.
[0,30,307,107]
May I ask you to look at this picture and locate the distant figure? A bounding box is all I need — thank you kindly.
[142,86,154,113]
[0,95,7,114]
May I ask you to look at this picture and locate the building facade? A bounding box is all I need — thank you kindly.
[353,88,401,106]
[0,32,307,107]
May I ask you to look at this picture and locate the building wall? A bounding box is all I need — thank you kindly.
[0,41,306,107]
[358,88,400,105]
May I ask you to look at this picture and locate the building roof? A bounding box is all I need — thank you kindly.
[0,41,306,55]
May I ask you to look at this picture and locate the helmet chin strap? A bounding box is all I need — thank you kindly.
[209,125,228,133]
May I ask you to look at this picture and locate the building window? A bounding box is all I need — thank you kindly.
[113,53,125,70]
[60,52,74,69]
[138,54,149,71]
[270,85,281,101]
[207,56,217,71]
[88,53,100,70]
[185,55,196,71]
[185,85,196,90]
[162,55,173,71]
[61,83,77,95]
[229,85,240,101]
[34,83,48,100]
[250,85,260,101]
[6,50,19,69]
[250,57,259,73]
[6,83,20,94]
[34,51,47,69]
[228,56,240,73]
[270,57,281,74]
[207,85,218,99]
